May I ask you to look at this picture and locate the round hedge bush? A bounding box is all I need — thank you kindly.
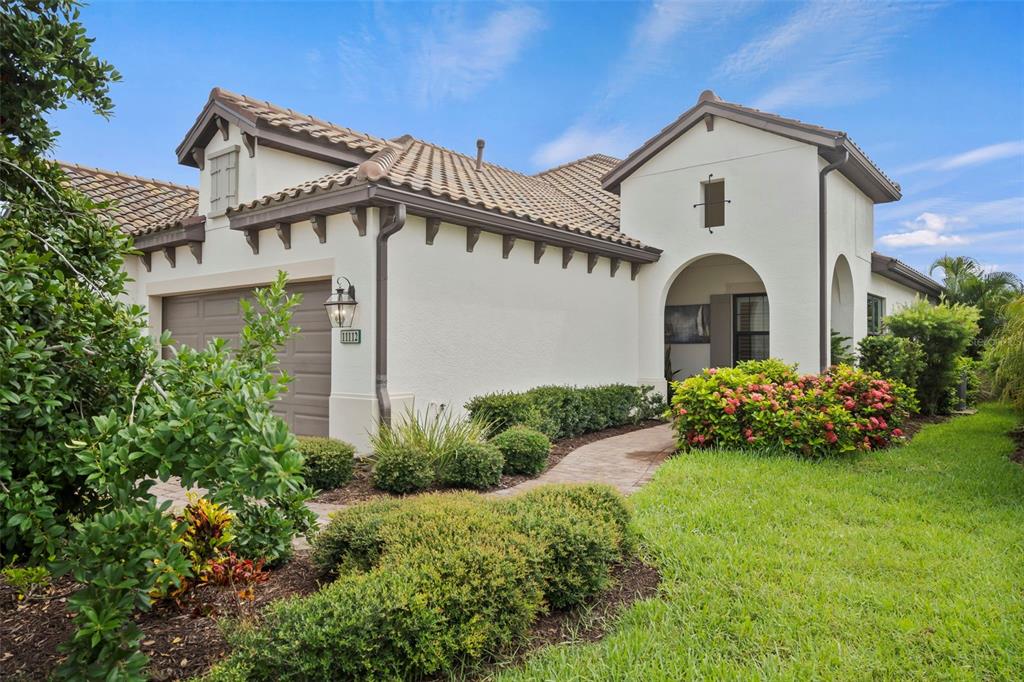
[437,442,504,490]
[297,437,356,490]
[372,444,434,494]
[491,426,551,476]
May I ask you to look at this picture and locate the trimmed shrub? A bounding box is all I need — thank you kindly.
[499,484,632,608]
[463,392,543,436]
[231,489,633,680]
[296,436,355,490]
[437,442,504,489]
[466,384,664,441]
[372,444,434,494]
[311,498,404,577]
[857,334,926,391]
[670,362,917,456]
[886,300,980,414]
[492,426,551,475]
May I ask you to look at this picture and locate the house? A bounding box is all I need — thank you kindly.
[62,88,941,449]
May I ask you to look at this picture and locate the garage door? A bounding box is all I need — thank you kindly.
[162,280,332,436]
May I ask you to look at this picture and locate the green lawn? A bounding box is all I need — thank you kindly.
[498,403,1024,681]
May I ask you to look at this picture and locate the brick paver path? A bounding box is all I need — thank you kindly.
[491,422,675,497]
[152,422,676,545]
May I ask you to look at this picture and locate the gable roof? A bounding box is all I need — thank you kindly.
[602,90,901,204]
[176,88,390,168]
[231,134,649,250]
[59,161,199,235]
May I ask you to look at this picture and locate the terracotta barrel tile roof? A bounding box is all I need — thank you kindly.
[535,154,621,227]
[206,88,390,156]
[59,161,199,235]
[232,136,648,249]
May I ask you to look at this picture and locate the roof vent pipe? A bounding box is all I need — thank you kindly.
[475,139,485,170]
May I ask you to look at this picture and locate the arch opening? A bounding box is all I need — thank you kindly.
[830,254,855,363]
[664,254,768,383]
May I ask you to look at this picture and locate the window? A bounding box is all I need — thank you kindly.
[734,294,769,363]
[209,148,238,215]
[867,294,886,335]
[703,178,726,228]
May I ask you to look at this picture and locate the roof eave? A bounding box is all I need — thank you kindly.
[228,181,660,263]
[871,252,942,299]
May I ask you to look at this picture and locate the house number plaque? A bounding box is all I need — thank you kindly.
[338,329,362,344]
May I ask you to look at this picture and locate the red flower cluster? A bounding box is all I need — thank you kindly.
[669,360,917,457]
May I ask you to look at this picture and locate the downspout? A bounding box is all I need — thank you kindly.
[376,203,407,427]
[818,147,849,371]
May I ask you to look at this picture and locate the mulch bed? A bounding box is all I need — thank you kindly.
[899,413,951,442]
[3,554,660,682]
[475,558,662,679]
[0,553,323,681]
[313,419,666,505]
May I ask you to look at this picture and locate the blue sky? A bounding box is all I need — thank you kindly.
[51,1,1024,278]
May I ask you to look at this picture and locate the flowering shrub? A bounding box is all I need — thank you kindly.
[669,361,917,457]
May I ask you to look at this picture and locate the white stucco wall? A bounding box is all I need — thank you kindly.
[622,116,822,392]
[824,163,875,346]
[387,215,641,416]
[869,273,925,317]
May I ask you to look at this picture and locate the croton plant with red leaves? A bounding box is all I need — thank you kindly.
[669,359,918,457]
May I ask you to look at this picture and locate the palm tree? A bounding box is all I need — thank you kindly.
[930,254,1024,348]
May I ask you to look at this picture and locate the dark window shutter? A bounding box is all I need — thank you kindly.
[704,181,725,228]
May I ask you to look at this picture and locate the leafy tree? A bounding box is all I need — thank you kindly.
[1,2,314,678]
[1,0,121,154]
[886,301,980,415]
[930,255,1023,349]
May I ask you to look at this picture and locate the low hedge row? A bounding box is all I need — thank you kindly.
[670,359,917,456]
[465,383,664,440]
[208,485,632,680]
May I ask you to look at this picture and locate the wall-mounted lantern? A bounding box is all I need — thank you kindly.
[324,276,358,328]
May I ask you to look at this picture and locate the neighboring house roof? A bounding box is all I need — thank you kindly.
[231,134,647,250]
[59,161,200,235]
[871,252,943,299]
[602,90,902,204]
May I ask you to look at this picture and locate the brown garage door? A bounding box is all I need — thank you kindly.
[162,280,332,436]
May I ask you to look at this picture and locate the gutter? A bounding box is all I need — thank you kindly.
[375,203,407,427]
[819,148,849,371]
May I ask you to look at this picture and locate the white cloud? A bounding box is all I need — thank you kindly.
[877,197,1024,250]
[878,211,969,248]
[895,141,1024,175]
[721,1,920,110]
[531,124,634,168]
[412,6,545,106]
[335,5,545,107]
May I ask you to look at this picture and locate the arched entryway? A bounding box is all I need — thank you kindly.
[830,254,854,362]
[664,254,768,382]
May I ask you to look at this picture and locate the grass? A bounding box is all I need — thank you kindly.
[497,403,1024,680]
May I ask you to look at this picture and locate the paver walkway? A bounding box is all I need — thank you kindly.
[491,423,675,497]
[153,423,677,529]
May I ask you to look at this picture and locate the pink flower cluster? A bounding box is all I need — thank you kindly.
[670,362,917,457]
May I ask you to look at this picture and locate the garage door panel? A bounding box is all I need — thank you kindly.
[163,280,331,437]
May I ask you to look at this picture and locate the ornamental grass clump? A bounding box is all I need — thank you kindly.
[669,360,916,457]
